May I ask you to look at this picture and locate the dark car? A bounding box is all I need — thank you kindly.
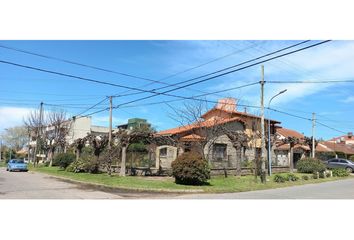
[325,158,354,173]
[6,159,28,172]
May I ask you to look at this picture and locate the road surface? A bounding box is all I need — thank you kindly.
[177,177,354,199]
[1,167,353,199]
[0,168,169,199]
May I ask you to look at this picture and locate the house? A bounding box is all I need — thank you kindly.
[28,116,118,160]
[273,127,309,167]
[117,118,151,131]
[156,98,281,171]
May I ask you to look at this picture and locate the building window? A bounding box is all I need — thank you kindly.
[213,144,227,161]
[160,147,167,157]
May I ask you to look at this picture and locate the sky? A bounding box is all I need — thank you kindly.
[0,40,353,140]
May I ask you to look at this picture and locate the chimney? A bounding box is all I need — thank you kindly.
[216,98,237,112]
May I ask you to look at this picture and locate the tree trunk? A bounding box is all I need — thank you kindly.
[236,147,242,176]
[120,146,127,176]
[289,147,294,172]
[49,149,54,167]
[76,149,80,161]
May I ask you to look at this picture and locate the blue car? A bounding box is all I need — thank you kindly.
[6,159,28,172]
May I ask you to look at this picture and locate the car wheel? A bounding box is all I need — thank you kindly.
[346,167,353,173]
[6,168,8,171]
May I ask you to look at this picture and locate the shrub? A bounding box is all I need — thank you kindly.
[273,174,286,183]
[326,171,331,178]
[312,172,319,179]
[286,173,299,181]
[52,152,76,169]
[296,158,326,173]
[66,154,98,173]
[332,168,350,177]
[171,152,210,185]
[302,175,309,180]
[319,171,326,178]
[350,155,354,162]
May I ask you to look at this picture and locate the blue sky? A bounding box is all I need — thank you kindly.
[1,40,353,140]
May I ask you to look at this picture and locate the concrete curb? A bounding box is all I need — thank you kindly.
[30,170,205,194]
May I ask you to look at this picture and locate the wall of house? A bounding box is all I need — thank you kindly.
[155,145,178,169]
[204,134,238,168]
[66,117,92,144]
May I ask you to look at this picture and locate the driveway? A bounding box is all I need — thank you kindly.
[176,177,354,199]
[0,168,169,199]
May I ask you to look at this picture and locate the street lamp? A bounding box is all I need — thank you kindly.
[267,89,287,176]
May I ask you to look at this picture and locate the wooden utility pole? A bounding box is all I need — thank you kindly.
[109,96,113,148]
[34,102,44,166]
[260,65,266,183]
[312,112,316,158]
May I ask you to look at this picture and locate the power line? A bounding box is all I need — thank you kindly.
[111,40,312,99]
[113,41,263,97]
[77,40,330,118]
[114,40,331,108]
[0,40,313,103]
[268,80,354,84]
[0,42,259,98]
[73,97,108,117]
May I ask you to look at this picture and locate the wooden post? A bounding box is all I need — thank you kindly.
[120,146,126,176]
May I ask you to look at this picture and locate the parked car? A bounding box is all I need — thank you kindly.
[6,159,28,172]
[325,158,354,173]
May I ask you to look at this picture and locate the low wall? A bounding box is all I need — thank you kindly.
[210,166,290,176]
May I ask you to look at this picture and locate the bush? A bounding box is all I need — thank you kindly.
[326,171,331,178]
[66,154,98,173]
[171,152,210,185]
[350,155,354,162]
[332,168,350,177]
[286,173,299,181]
[273,174,286,183]
[319,171,326,178]
[296,158,326,173]
[312,172,319,179]
[52,153,76,169]
[302,175,309,180]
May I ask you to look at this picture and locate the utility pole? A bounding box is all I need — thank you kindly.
[109,96,113,148]
[260,65,266,183]
[0,139,2,162]
[312,112,316,158]
[34,102,44,166]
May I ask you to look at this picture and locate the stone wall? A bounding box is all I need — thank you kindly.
[210,166,290,176]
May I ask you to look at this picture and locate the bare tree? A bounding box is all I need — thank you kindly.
[166,100,224,159]
[45,110,70,166]
[24,110,43,167]
[220,127,249,176]
[1,126,28,151]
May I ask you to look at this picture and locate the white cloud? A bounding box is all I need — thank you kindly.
[341,96,354,103]
[0,107,34,131]
[91,116,128,127]
[208,40,354,108]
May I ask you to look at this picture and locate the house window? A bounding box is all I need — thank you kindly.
[213,144,227,161]
[160,147,167,157]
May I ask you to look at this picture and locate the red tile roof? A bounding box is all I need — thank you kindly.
[276,127,304,139]
[320,141,354,155]
[158,117,245,135]
[201,108,281,124]
[180,134,206,142]
[329,134,354,142]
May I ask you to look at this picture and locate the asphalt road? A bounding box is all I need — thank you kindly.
[176,177,354,199]
[1,167,354,199]
[0,168,169,199]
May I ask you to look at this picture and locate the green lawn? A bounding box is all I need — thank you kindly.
[28,166,353,193]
